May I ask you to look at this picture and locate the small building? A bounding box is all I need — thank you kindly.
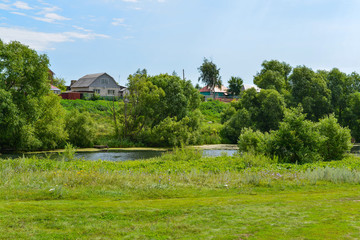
[50,85,61,94]
[199,85,233,102]
[70,73,126,98]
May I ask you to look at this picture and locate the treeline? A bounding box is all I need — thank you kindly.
[1,40,359,160]
[221,60,359,162]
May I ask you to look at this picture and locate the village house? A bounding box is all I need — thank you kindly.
[199,85,232,102]
[70,73,126,98]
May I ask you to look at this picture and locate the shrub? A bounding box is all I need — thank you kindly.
[268,107,323,164]
[238,128,266,154]
[220,108,252,143]
[317,114,352,161]
[65,110,96,147]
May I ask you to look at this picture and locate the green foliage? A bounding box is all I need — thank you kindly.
[199,100,228,122]
[0,40,50,99]
[62,143,76,161]
[149,110,202,147]
[34,94,68,149]
[343,92,360,140]
[227,76,243,96]
[220,105,236,124]
[221,108,252,143]
[317,114,352,161]
[198,58,222,98]
[268,107,323,163]
[150,73,201,124]
[0,89,20,149]
[121,69,165,140]
[238,128,266,153]
[290,66,331,121]
[65,110,96,147]
[60,99,114,116]
[221,88,285,143]
[150,117,192,147]
[0,40,69,150]
[254,60,292,92]
[52,77,67,91]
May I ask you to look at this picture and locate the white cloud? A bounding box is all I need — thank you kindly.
[33,12,70,23]
[72,25,92,32]
[10,11,26,16]
[0,27,110,51]
[0,3,12,10]
[112,18,126,26]
[13,1,33,10]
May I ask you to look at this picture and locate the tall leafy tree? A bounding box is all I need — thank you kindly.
[227,76,243,96]
[121,69,165,139]
[0,40,64,150]
[150,73,201,125]
[326,68,354,123]
[289,66,331,121]
[198,58,222,99]
[254,60,292,92]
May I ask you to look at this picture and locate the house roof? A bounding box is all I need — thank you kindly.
[71,73,108,88]
[50,85,60,91]
[199,85,228,93]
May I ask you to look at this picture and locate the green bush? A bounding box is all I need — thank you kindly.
[268,107,323,164]
[220,108,252,143]
[65,110,96,147]
[317,114,352,161]
[238,128,267,154]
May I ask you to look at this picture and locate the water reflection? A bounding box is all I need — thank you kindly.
[0,149,238,161]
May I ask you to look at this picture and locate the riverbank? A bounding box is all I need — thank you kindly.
[1,150,360,238]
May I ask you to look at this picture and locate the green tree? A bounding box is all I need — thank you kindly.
[343,92,360,140]
[0,40,54,150]
[220,108,252,143]
[256,89,286,132]
[227,76,243,96]
[52,77,67,92]
[268,107,323,164]
[290,66,331,121]
[254,60,292,92]
[198,58,222,99]
[65,110,96,147]
[327,68,354,123]
[35,94,68,149]
[317,114,352,161]
[150,73,201,125]
[122,69,165,140]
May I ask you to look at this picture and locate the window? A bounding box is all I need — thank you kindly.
[108,90,115,95]
[94,89,100,94]
[101,78,109,84]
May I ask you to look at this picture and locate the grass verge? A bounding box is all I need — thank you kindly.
[1,149,360,239]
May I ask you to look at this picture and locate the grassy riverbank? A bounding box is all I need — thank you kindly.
[1,149,360,239]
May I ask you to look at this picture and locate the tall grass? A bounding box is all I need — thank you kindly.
[1,149,360,201]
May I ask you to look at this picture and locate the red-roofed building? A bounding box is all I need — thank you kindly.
[199,85,234,102]
[50,85,61,94]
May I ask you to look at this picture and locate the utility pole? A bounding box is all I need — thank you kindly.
[183,69,185,81]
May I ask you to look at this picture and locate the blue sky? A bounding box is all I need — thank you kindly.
[1,0,360,87]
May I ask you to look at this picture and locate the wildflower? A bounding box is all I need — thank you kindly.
[49,188,55,192]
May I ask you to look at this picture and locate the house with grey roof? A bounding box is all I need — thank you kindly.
[70,73,126,98]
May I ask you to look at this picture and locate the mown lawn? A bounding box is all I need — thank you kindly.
[1,186,360,239]
[1,150,360,239]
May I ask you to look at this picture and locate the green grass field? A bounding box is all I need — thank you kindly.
[1,149,360,239]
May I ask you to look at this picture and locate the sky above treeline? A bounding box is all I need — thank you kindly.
[1,0,360,87]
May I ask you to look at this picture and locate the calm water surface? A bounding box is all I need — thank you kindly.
[0,149,238,161]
